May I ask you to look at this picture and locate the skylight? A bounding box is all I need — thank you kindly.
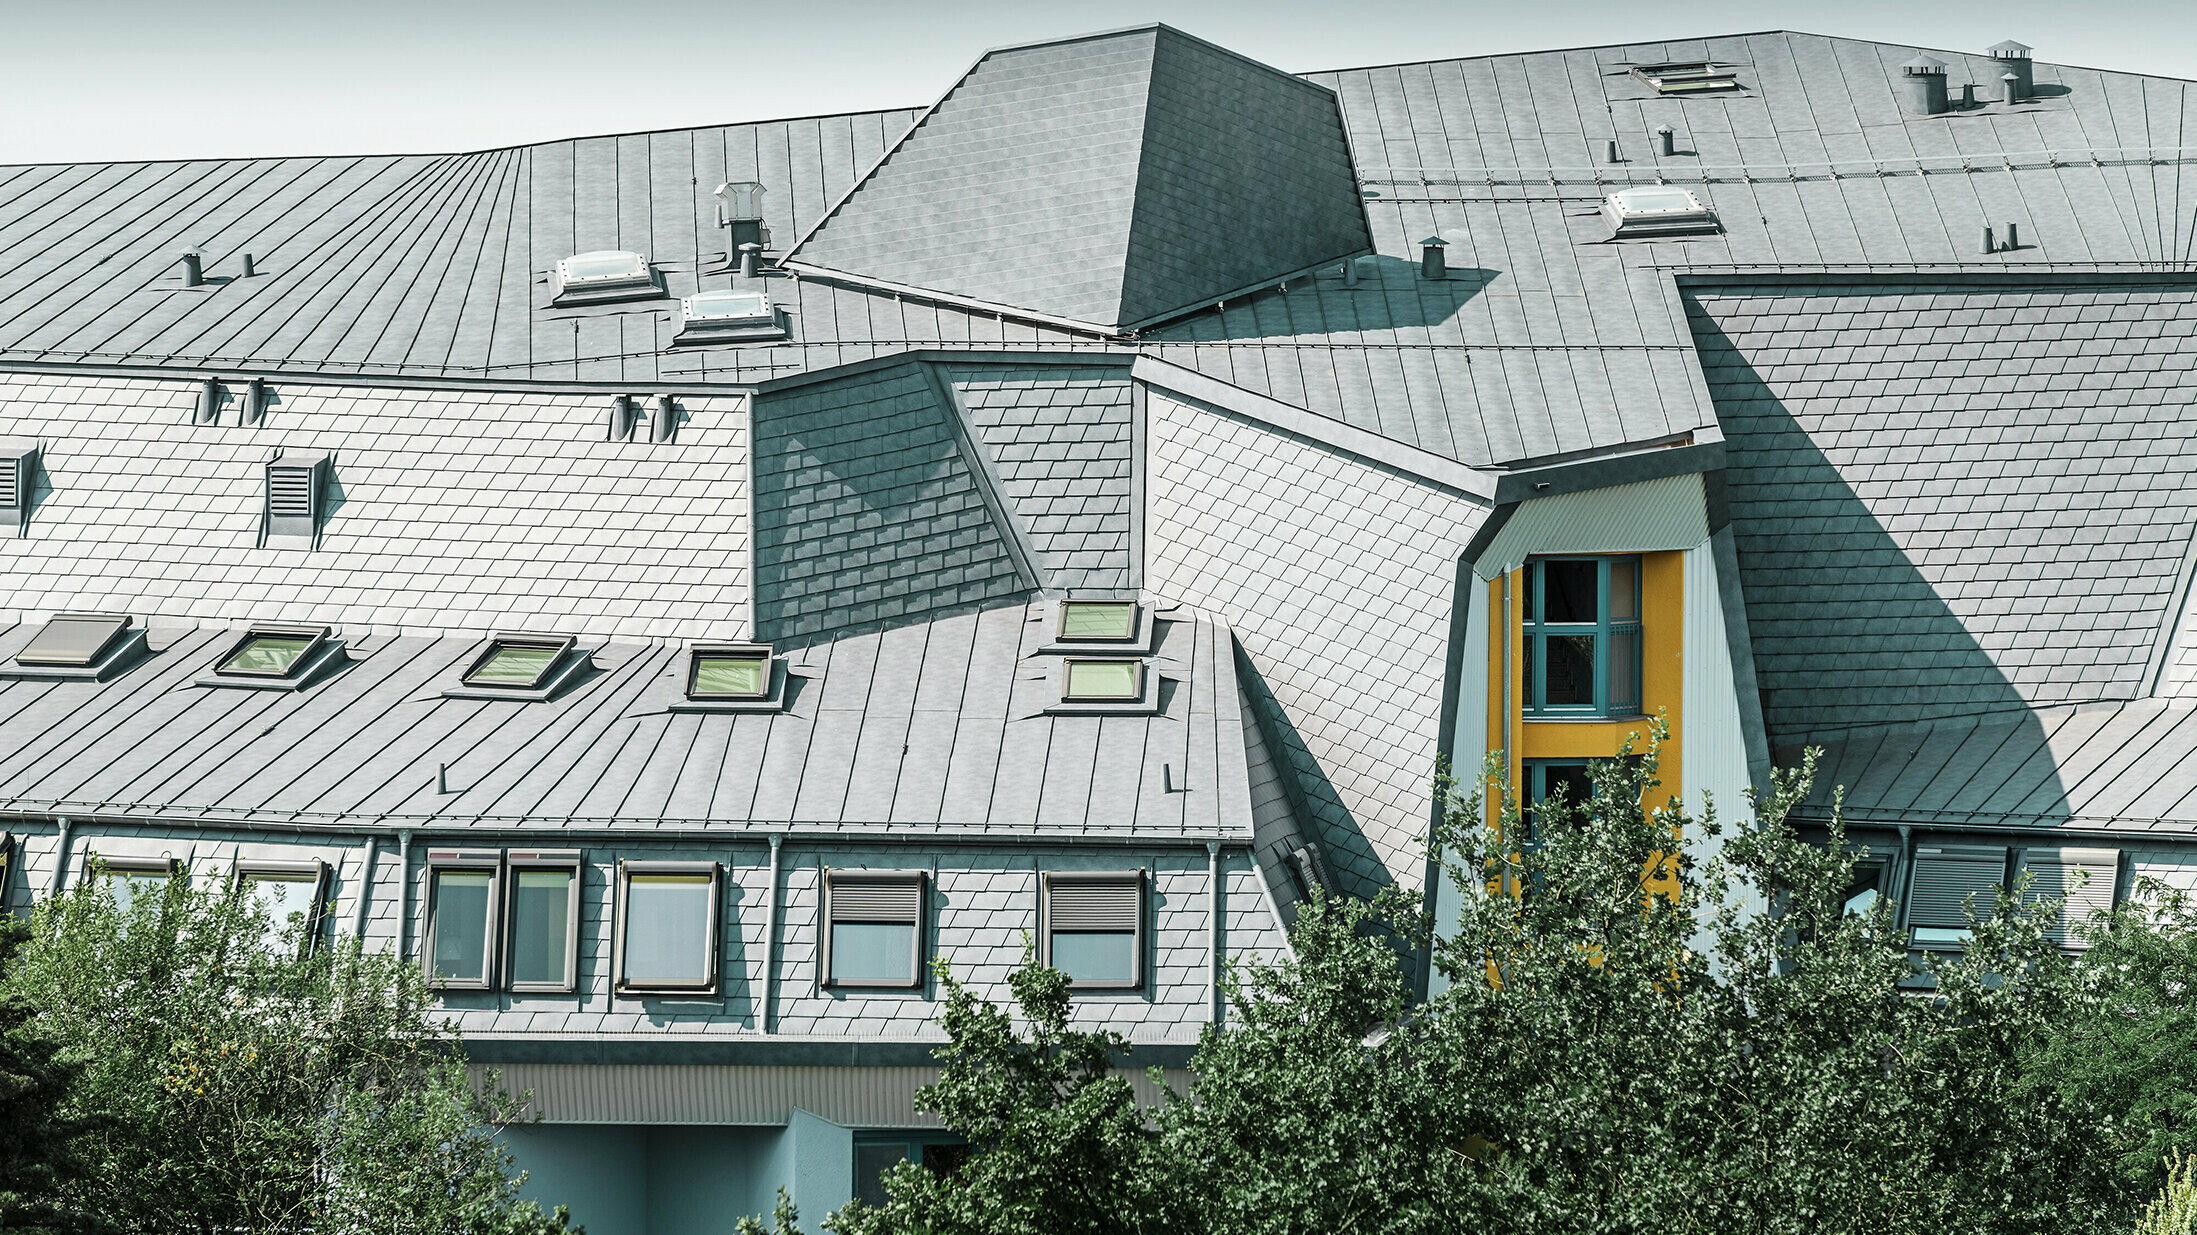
[216,624,330,679]
[1063,658,1142,702]
[683,290,774,325]
[16,613,131,667]
[462,634,576,690]
[1631,62,1739,94]
[1058,600,1139,643]
[686,643,772,700]
[1602,186,1719,238]
[557,250,650,286]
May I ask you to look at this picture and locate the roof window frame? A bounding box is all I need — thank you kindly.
[4,611,148,682]
[672,288,790,345]
[821,868,928,991]
[422,848,503,992]
[459,632,578,692]
[613,860,722,998]
[502,848,584,995]
[211,623,334,681]
[1630,61,1740,94]
[1039,870,1147,993]
[1061,657,1145,703]
[685,641,775,701]
[1602,186,1721,239]
[233,857,331,958]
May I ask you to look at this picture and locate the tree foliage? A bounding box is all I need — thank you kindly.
[1,862,576,1235]
[0,915,111,1235]
[829,734,2152,1234]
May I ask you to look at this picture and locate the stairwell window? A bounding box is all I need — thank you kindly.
[1522,556,1641,718]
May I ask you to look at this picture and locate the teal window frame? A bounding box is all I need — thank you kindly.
[1520,759,1593,844]
[1522,556,1642,719]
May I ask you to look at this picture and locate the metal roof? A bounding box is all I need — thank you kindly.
[0,599,1252,840]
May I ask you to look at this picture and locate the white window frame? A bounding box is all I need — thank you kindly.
[422,849,502,991]
[613,860,722,997]
[503,849,584,994]
[821,869,927,990]
[234,858,330,956]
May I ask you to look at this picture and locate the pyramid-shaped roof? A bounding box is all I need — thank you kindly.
[783,25,1372,334]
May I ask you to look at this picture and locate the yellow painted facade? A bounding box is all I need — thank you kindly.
[1483,550,1686,811]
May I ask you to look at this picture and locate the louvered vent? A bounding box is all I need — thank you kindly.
[829,875,923,923]
[1907,845,2007,927]
[263,453,328,544]
[0,441,36,535]
[1046,876,1141,930]
[0,456,19,508]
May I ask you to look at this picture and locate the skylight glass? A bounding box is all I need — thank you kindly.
[1059,600,1138,643]
[216,625,329,678]
[16,613,130,667]
[558,250,650,284]
[1611,187,1705,216]
[687,643,772,700]
[1063,658,1142,702]
[463,635,575,690]
[684,290,773,324]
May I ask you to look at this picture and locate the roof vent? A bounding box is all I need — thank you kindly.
[714,182,772,253]
[1419,236,1448,280]
[263,452,330,547]
[1630,62,1739,94]
[1602,186,1720,238]
[178,250,203,289]
[1900,55,1949,116]
[1988,40,2034,101]
[0,439,36,536]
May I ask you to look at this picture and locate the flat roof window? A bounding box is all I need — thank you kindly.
[424,851,501,990]
[615,861,721,995]
[1603,187,1719,238]
[1040,871,1145,991]
[462,634,576,690]
[237,860,327,957]
[824,870,926,989]
[1905,844,2009,953]
[1058,599,1138,643]
[216,624,330,679]
[1063,658,1142,702]
[91,855,178,916]
[684,290,774,324]
[557,250,650,286]
[1631,62,1739,93]
[16,612,131,667]
[687,643,772,700]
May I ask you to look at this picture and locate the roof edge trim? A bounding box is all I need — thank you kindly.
[779,264,1129,337]
[1131,356,1496,500]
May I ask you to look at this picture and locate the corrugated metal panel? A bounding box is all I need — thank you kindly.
[1472,474,1709,580]
[475,1063,1193,1127]
[1679,545,1751,821]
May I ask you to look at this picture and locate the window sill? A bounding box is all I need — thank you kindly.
[1522,713,1650,725]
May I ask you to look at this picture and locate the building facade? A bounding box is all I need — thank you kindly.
[1,23,2195,1228]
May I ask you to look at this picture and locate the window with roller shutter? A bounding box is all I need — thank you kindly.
[1904,844,2009,950]
[823,871,926,988]
[2015,846,2120,950]
[1040,870,1145,991]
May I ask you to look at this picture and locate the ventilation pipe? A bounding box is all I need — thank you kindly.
[2005,221,2021,250]
[1604,139,1621,164]
[1343,256,1360,286]
[179,250,203,288]
[1418,236,1448,281]
[1983,225,1997,255]
[1656,125,1676,156]
[240,253,257,277]
[193,378,221,425]
[606,394,635,441]
[651,395,677,444]
[738,242,762,278]
[1899,55,1949,116]
[1988,40,2034,101]
[2000,73,2021,105]
[238,378,266,427]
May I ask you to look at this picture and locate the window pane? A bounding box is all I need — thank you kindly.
[104,871,168,915]
[624,874,712,986]
[509,870,573,986]
[1528,764,1592,839]
[564,251,646,281]
[1542,635,1595,706]
[1609,628,1639,712]
[1065,660,1139,700]
[221,635,313,675]
[856,1144,909,1209]
[1050,930,1135,983]
[1541,561,1599,623]
[18,616,127,666]
[245,874,316,953]
[431,871,493,983]
[469,644,560,687]
[693,654,767,696]
[1609,559,1638,622]
[1060,601,1136,641]
[1844,886,1879,916]
[831,921,916,984]
[1912,926,1972,947]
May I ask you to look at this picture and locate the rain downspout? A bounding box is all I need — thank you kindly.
[50,816,72,895]
[1208,841,1223,1025]
[764,834,784,1035]
[396,829,414,960]
[352,836,378,943]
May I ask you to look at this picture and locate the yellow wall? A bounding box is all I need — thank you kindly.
[1484,551,1685,813]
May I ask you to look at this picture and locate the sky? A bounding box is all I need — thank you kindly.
[2,0,2193,164]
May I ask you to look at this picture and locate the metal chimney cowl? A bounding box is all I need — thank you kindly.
[1899,55,1949,117]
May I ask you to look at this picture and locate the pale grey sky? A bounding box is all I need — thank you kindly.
[3,0,2192,163]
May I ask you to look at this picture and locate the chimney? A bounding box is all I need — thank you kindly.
[1900,55,1949,117]
[1418,236,1448,281]
[179,250,203,288]
[1988,40,2034,101]
[1656,126,1676,156]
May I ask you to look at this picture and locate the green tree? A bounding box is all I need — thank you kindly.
[2,861,577,1235]
[831,733,2132,1235]
[2135,1153,2197,1235]
[0,915,111,1235]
